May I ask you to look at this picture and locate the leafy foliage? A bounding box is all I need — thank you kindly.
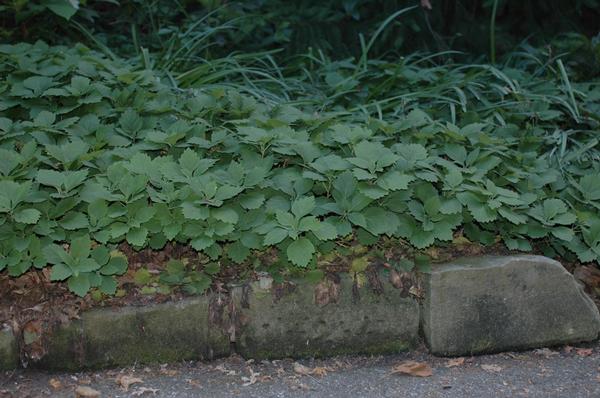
[1,41,599,296]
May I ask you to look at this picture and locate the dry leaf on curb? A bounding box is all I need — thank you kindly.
[49,378,62,389]
[159,368,179,377]
[576,348,593,357]
[116,375,143,391]
[391,361,433,377]
[445,357,465,368]
[241,368,259,386]
[131,387,159,396]
[293,362,313,376]
[310,367,329,377]
[293,362,331,377]
[481,364,503,372]
[75,386,101,398]
[214,364,237,376]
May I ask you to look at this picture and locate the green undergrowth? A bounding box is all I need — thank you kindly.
[1,41,600,297]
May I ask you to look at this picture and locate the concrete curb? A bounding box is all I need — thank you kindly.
[1,255,599,371]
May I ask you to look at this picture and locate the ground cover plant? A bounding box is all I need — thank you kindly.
[1,36,600,299]
[0,0,599,302]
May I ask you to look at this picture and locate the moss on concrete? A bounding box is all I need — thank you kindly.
[0,327,18,371]
[235,274,420,359]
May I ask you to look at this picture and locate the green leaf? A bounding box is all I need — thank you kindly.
[239,192,265,209]
[100,276,117,295]
[68,273,91,297]
[181,202,209,220]
[126,227,148,246]
[60,212,88,230]
[133,268,152,285]
[275,211,295,228]
[264,228,288,245]
[580,174,600,201]
[211,207,239,224]
[191,236,214,251]
[50,263,72,281]
[351,256,369,273]
[77,258,101,273]
[37,169,64,189]
[204,262,220,275]
[303,269,324,284]
[287,237,315,267]
[13,208,41,224]
[227,241,250,264]
[551,227,574,242]
[100,256,128,276]
[70,235,91,260]
[291,196,315,218]
[311,221,338,241]
[44,244,71,266]
[43,0,80,20]
[377,171,414,191]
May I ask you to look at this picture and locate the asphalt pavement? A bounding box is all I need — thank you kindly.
[2,342,599,397]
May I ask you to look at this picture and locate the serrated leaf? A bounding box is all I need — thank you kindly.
[377,171,414,191]
[14,208,41,224]
[181,202,209,220]
[60,211,88,230]
[227,241,250,263]
[100,256,128,276]
[286,237,315,267]
[68,273,91,297]
[239,192,265,209]
[264,227,289,245]
[551,227,574,242]
[50,263,72,281]
[100,276,117,295]
[291,196,315,218]
[191,236,214,251]
[312,221,338,241]
[126,227,148,246]
[212,207,238,224]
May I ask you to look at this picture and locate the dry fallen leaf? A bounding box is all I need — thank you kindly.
[576,348,593,357]
[481,364,503,372]
[292,362,331,377]
[389,269,403,289]
[116,375,143,391]
[391,361,433,377]
[159,368,179,377]
[310,367,329,377]
[241,368,259,386]
[214,364,237,376]
[48,378,62,389]
[187,379,202,387]
[131,387,159,396]
[75,386,101,398]
[445,357,465,368]
[293,362,313,376]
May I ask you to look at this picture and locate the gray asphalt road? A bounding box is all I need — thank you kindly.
[2,342,599,397]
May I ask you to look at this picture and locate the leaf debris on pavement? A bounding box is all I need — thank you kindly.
[391,361,433,377]
[115,374,143,391]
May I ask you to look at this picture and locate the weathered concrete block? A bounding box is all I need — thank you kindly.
[234,275,420,359]
[0,325,18,370]
[35,297,230,370]
[422,255,600,356]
